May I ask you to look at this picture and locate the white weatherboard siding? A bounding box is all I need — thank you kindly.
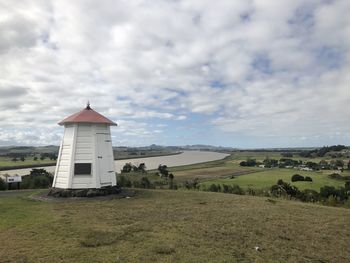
[53,123,116,189]
[53,125,75,188]
[71,124,94,188]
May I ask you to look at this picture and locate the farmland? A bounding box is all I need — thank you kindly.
[0,189,349,262]
[163,151,349,192]
[0,156,55,170]
[200,168,347,191]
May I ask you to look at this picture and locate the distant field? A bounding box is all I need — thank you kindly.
[0,156,55,169]
[0,189,349,262]
[200,168,346,191]
[229,151,349,163]
[167,153,348,191]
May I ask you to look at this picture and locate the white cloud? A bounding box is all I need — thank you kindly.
[0,0,349,147]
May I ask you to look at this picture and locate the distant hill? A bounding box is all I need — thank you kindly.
[0,146,59,156]
[0,144,348,156]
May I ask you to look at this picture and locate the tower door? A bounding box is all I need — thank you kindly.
[96,133,113,185]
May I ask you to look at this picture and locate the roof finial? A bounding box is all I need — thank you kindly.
[86,101,91,110]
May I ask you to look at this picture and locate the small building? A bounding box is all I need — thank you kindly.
[52,103,117,189]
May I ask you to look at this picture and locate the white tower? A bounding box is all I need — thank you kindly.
[52,103,117,189]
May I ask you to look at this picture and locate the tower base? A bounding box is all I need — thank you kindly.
[48,185,121,198]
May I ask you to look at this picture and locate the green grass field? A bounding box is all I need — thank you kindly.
[200,168,347,191]
[164,153,348,191]
[229,151,350,163]
[0,189,349,263]
[0,156,55,169]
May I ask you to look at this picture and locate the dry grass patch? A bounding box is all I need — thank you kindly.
[0,189,349,262]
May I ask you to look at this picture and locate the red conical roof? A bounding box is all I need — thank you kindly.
[58,104,117,126]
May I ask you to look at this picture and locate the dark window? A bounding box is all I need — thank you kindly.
[74,163,92,175]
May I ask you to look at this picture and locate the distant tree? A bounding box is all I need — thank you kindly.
[319,160,330,169]
[330,160,344,169]
[168,173,174,189]
[138,163,146,173]
[240,158,257,167]
[40,154,45,161]
[11,157,18,162]
[20,156,25,162]
[263,158,278,168]
[33,156,38,161]
[239,161,247,166]
[48,154,58,161]
[306,161,319,170]
[30,168,50,176]
[335,160,344,169]
[279,158,300,167]
[132,165,139,172]
[158,164,169,177]
[122,163,133,173]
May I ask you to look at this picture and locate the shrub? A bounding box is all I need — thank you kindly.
[208,184,220,192]
[246,188,256,196]
[299,189,319,202]
[139,177,152,189]
[0,177,7,190]
[183,178,199,189]
[304,176,313,182]
[320,186,348,201]
[345,181,350,190]
[328,173,350,181]
[320,186,339,199]
[270,180,301,198]
[291,174,305,182]
[325,195,338,207]
[117,175,132,187]
[231,184,244,195]
[344,198,350,208]
[21,175,52,189]
[19,168,53,189]
[328,173,342,180]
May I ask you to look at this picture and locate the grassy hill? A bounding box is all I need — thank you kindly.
[0,189,349,262]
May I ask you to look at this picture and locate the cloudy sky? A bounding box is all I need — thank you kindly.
[0,0,349,148]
